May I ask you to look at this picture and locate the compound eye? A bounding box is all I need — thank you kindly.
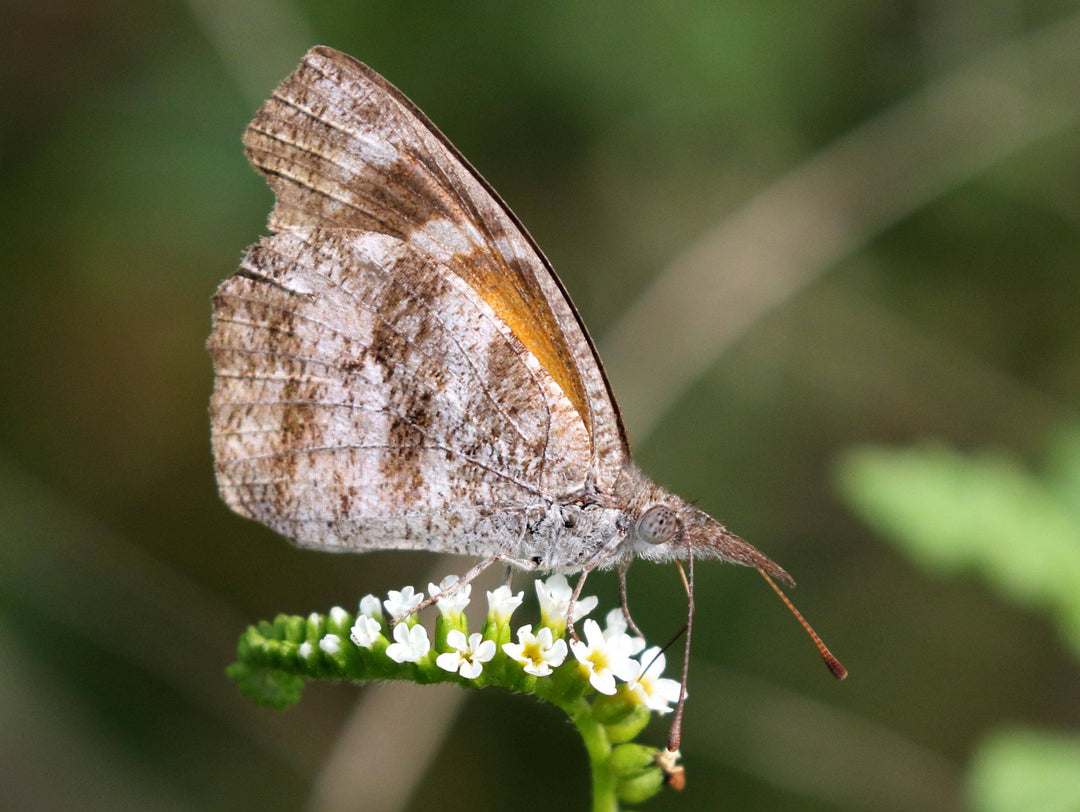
[637,505,680,545]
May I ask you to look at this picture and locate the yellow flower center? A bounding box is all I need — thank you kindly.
[523,641,543,665]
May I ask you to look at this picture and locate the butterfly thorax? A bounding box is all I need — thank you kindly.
[509,500,626,572]
[517,461,797,585]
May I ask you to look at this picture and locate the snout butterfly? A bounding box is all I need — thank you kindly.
[208,47,845,782]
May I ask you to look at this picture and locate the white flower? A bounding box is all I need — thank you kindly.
[350,615,382,649]
[329,606,349,627]
[603,608,646,656]
[502,624,568,677]
[628,647,684,715]
[298,641,313,660]
[384,586,424,620]
[359,594,383,619]
[486,585,524,624]
[428,575,471,616]
[319,634,342,655]
[385,622,431,663]
[435,630,496,679]
[569,618,639,695]
[536,573,598,626]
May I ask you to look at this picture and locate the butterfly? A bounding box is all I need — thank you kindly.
[207,46,844,777]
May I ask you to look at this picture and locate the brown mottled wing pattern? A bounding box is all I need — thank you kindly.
[210,227,582,552]
[241,46,628,486]
[209,47,627,553]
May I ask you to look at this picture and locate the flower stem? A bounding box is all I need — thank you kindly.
[561,696,619,812]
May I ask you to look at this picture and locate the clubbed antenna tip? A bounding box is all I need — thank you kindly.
[758,567,847,680]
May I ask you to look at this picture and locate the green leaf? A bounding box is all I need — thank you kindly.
[834,431,1080,659]
[967,727,1080,812]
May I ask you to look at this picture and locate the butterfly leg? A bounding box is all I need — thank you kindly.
[392,553,539,624]
[566,569,592,643]
[566,532,631,640]
[617,565,645,638]
[662,548,695,789]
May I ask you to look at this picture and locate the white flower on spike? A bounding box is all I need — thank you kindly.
[298,641,313,660]
[435,630,496,679]
[329,606,349,628]
[536,573,598,627]
[350,615,382,649]
[503,624,568,677]
[603,608,646,655]
[628,646,684,715]
[486,585,524,625]
[385,622,430,663]
[428,575,471,616]
[358,594,384,620]
[384,586,424,620]
[569,618,638,695]
[319,634,342,655]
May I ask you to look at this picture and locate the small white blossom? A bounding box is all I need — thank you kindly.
[350,615,382,649]
[329,606,349,627]
[503,624,568,677]
[359,594,383,619]
[603,608,646,656]
[435,630,496,679]
[298,641,313,660]
[569,619,638,695]
[486,585,524,624]
[385,622,430,663]
[384,586,424,620]
[428,575,471,616]
[319,634,342,655]
[628,647,684,715]
[536,573,598,626]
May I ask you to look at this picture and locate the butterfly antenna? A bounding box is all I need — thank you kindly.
[758,567,847,680]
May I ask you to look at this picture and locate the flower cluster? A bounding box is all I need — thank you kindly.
[229,571,685,806]
[291,572,684,714]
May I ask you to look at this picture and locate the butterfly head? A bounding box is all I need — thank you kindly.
[625,489,794,588]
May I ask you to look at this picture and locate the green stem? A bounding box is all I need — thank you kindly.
[562,696,619,812]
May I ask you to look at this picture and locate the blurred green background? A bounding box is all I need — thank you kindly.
[3,2,1080,810]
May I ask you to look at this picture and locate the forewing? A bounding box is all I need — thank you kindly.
[208,227,591,552]
[242,46,629,488]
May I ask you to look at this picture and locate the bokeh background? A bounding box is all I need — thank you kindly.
[4,2,1080,810]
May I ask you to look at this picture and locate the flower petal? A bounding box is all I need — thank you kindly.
[435,652,462,673]
[458,660,484,680]
[446,629,467,651]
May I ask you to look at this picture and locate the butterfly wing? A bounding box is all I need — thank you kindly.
[210,225,591,553]
[240,46,629,488]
